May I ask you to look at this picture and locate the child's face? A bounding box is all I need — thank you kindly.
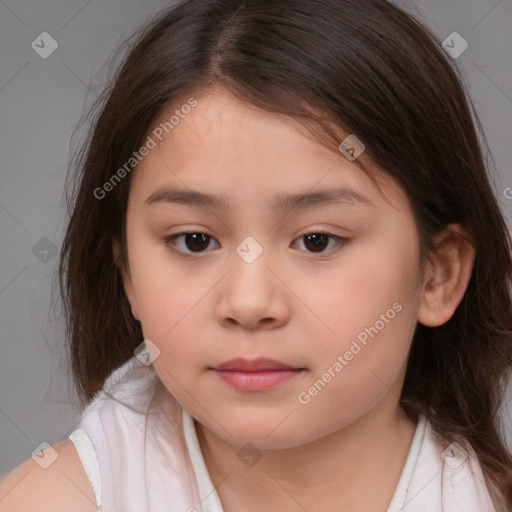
[119,90,424,448]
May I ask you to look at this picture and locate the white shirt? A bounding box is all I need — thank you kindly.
[68,356,497,512]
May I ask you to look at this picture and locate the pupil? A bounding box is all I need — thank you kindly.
[305,233,328,252]
[186,233,209,252]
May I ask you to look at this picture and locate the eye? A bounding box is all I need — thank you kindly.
[162,232,220,254]
[162,231,348,256]
[291,232,348,254]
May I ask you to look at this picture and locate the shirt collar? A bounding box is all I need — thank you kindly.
[182,407,426,512]
[182,407,225,512]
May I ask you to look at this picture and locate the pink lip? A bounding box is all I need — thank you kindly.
[213,369,303,390]
[211,358,305,391]
[213,357,299,372]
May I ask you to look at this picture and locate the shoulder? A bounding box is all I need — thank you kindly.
[0,439,97,512]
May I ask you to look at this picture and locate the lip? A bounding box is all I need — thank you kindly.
[210,358,306,391]
[213,357,301,372]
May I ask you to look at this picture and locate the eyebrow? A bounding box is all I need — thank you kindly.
[144,186,375,212]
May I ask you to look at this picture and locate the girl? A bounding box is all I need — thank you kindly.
[1,0,511,510]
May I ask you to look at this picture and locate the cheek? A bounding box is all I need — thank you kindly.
[126,266,211,380]
[313,234,418,341]
[127,233,202,322]
[304,231,420,389]
[294,297,416,441]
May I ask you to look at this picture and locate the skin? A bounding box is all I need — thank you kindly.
[114,89,475,512]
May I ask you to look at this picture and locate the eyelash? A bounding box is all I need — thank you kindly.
[161,231,349,257]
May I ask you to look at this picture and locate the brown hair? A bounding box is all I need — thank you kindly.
[58,0,512,507]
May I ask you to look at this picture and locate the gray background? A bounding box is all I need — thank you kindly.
[1,0,511,476]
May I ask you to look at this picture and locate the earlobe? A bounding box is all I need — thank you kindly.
[112,238,141,321]
[417,224,475,327]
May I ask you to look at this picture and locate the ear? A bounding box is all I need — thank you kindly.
[417,224,475,327]
[112,238,141,321]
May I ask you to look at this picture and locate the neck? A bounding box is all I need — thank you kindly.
[195,395,418,512]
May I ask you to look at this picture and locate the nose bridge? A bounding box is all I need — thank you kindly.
[216,234,288,328]
[228,234,273,293]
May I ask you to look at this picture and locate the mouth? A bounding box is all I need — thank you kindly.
[210,358,307,391]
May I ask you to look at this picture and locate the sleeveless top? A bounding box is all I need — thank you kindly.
[68,356,497,512]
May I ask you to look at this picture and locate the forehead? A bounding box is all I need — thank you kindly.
[128,91,407,213]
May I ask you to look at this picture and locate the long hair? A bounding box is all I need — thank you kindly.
[58,0,512,507]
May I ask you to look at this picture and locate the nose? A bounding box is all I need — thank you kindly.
[215,244,290,331]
